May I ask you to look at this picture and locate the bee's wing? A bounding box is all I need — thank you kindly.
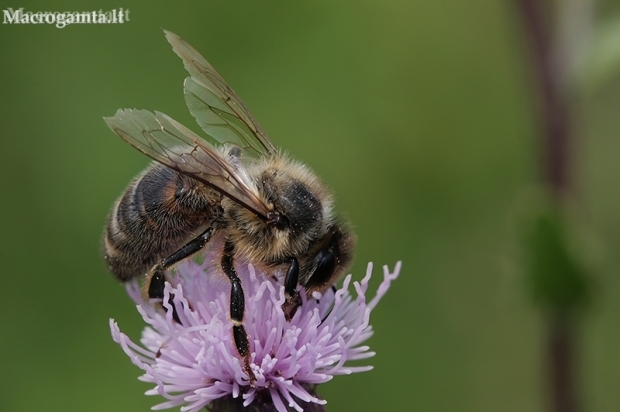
[164,30,277,160]
[104,109,271,218]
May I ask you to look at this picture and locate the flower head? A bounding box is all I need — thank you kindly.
[110,255,401,412]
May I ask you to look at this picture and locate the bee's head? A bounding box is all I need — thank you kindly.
[264,177,322,230]
[227,156,334,262]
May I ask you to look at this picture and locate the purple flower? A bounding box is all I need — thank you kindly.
[110,252,401,412]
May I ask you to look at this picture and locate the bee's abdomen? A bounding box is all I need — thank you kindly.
[103,163,219,281]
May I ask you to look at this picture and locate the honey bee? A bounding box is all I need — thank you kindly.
[102,31,355,380]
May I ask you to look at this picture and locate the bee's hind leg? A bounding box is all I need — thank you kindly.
[221,240,257,386]
[146,226,215,323]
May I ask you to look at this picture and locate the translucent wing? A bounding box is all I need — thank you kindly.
[164,30,277,159]
[104,108,271,218]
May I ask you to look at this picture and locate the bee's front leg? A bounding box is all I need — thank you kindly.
[282,257,302,321]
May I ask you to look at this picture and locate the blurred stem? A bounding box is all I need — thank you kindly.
[547,312,578,412]
[516,0,571,197]
[515,1,584,412]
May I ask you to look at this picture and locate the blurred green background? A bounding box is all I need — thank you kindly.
[1,1,620,411]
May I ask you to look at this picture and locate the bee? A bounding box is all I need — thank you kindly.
[102,31,355,381]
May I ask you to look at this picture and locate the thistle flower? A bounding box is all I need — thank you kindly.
[110,254,401,412]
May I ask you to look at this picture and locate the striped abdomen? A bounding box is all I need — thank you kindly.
[103,163,220,281]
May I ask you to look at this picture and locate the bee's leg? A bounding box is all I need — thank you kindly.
[305,242,338,292]
[282,257,302,321]
[159,226,215,274]
[319,285,338,326]
[221,240,257,385]
[146,227,215,323]
[147,269,183,323]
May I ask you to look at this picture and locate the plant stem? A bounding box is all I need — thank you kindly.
[547,313,578,412]
[515,1,581,412]
[516,0,571,197]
